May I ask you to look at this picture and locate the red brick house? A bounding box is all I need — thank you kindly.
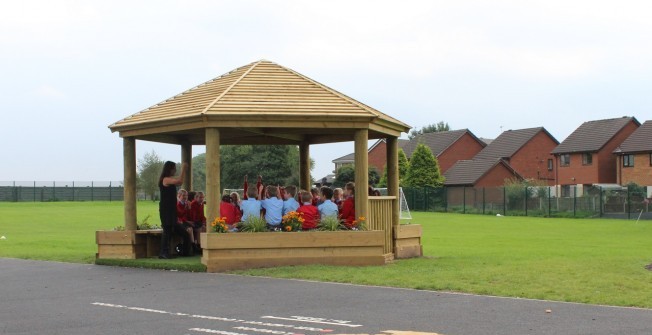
[366,138,409,173]
[471,127,559,185]
[400,129,486,174]
[444,159,522,207]
[614,120,652,186]
[552,117,640,193]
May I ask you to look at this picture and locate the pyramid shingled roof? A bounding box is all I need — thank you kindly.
[109,60,410,145]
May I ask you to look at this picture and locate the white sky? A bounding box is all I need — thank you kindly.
[2,0,652,182]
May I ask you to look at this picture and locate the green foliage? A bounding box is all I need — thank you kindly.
[220,145,304,189]
[238,216,268,232]
[378,148,410,187]
[96,257,206,272]
[404,144,444,187]
[318,216,344,231]
[408,121,450,140]
[137,150,163,200]
[333,166,381,187]
[192,153,206,191]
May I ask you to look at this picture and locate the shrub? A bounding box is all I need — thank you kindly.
[238,216,268,232]
[318,216,343,231]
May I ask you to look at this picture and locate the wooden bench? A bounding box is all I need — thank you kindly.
[135,229,183,257]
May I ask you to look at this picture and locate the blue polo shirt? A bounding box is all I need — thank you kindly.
[261,197,284,226]
[240,198,262,222]
[282,197,300,215]
[318,199,339,220]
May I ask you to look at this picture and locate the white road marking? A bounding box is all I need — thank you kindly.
[261,316,362,328]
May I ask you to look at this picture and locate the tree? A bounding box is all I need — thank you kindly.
[408,121,451,140]
[333,165,381,188]
[192,153,206,191]
[404,144,444,187]
[137,150,164,200]
[377,148,410,187]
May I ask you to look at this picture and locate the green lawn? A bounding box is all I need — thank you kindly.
[0,202,650,307]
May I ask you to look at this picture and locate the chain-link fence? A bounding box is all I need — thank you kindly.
[0,181,126,202]
[403,185,652,219]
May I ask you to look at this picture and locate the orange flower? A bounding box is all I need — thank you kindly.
[285,225,292,231]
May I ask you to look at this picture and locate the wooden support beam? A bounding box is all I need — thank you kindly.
[181,142,192,191]
[354,129,369,220]
[300,142,311,190]
[205,128,221,222]
[240,128,305,142]
[387,137,400,227]
[123,137,137,231]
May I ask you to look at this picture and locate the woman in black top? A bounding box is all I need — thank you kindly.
[158,161,191,258]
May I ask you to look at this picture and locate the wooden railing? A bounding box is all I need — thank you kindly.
[368,196,396,255]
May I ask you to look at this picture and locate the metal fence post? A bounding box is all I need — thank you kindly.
[463,186,466,214]
[33,181,36,202]
[573,186,577,217]
[482,187,486,214]
[13,181,16,202]
[444,187,448,212]
[599,186,603,217]
[109,181,112,202]
[548,186,551,217]
[91,181,94,201]
[52,181,55,201]
[627,185,631,220]
[503,186,506,216]
[524,186,528,216]
[72,181,75,201]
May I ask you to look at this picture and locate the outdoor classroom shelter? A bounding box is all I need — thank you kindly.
[104,60,422,271]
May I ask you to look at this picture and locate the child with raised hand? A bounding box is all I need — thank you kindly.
[317,186,338,220]
[297,190,319,230]
[240,185,262,222]
[260,185,284,230]
[339,182,356,229]
[282,185,299,215]
[242,175,263,200]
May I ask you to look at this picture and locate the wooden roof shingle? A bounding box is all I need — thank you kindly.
[552,117,639,154]
[614,120,652,154]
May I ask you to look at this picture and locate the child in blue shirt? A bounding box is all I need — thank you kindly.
[260,185,284,229]
[282,185,300,215]
[240,186,262,222]
[317,186,339,220]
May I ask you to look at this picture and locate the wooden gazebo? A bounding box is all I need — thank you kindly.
[106,60,417,270]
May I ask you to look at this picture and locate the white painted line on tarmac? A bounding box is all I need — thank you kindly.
[261,316,362,328]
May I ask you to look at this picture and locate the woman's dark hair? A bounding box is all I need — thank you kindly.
[221,194,232,202]
[159,161,177,184]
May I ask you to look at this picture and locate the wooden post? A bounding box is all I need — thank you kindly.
[354,129,369,220]
[386,137,400,227]
[300,142,311,190]
[205,128,221,222]
[123,137,137,231]
[181,142,192,191]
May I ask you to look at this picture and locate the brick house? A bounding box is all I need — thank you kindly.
[552,117,640,194]
[444,159,522,207]
[471,127,559,185]
[366,138,409,174]
[614,120,652,186]
[400,129,486,174]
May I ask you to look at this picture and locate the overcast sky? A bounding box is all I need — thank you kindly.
[2,0,651,183]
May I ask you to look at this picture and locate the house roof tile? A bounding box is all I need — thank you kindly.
[552,117,639,154]
[402,129,484,158]
[443,159,519,185]
[614,120,652,154]
[474,127,557,160]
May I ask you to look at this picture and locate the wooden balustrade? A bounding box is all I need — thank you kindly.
[368,196,396,255]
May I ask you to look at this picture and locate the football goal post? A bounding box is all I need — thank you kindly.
[375,187,412,220]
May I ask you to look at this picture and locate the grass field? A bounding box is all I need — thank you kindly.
[1,202,651,308]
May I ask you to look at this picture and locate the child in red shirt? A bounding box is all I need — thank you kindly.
[297,191,319,230]
[339,182,356,229]
[189,191,206,243]
[176,189,199,251]
[219,194,241,229]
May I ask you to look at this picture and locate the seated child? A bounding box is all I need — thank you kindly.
[333,187,344,210]
[240,185,262,222]
[339,182,356,229]
[282,185,299,215]
[176,189,198,253]
[310,187,323,206]
[260,185,284,230]
[219,194,241,230]
[297,191,319,230]
[189,191,206,242]
[317,186,339,220]
[230,191,242,215]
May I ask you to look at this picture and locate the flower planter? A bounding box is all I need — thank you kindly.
[96,230,147,259]
[393,224,423,259]
[200,230,388,272]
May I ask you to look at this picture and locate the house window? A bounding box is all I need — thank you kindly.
[560,185,571,197]
[560,154,570,167]
[547,159,553,171]
[623,154,634,167]
[582,153,592,165]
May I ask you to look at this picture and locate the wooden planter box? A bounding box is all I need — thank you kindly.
[96,231,147,259]
[200,230,388,272]
[393,224,423,259]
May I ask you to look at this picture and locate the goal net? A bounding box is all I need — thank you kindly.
[374,187,412,220]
